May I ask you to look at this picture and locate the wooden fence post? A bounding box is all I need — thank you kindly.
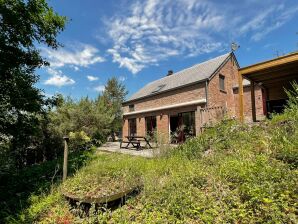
[63,136,69,182]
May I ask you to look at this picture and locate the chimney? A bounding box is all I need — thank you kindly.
[167,70,173,76]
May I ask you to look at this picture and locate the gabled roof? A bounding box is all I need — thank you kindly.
[125,52,234,103]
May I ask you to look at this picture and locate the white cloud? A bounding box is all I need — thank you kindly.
[94,85,105,92]
[105,0,298,74]
[106,0,224,74]
[71,65,80,71]
[118,76,126,82]
[44,74,75,87]
[251,6,298,41]
[43,43,105,68]
[87,75,99,81]
[47,68,62,76]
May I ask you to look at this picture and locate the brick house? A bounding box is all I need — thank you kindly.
[122,52,264,143]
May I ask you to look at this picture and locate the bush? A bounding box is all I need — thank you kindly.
[17,82,298,223]
[69,131,92,151]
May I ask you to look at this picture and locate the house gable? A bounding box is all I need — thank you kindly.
[125,52,232,104]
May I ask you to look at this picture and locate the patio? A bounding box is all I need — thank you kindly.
[97,142,177,158]
[97,142,156,158]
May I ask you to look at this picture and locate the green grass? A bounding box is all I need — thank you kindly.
[5,84,298,223]
[61,153,145,199]
[0,148,96,223]
[31,114,298,223]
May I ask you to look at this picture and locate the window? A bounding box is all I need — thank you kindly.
[219,75,225,91]
[151,84,166,94]
[128,118,137,136]
[170,111,196,143]
[129,104,135,112]
[180,111,196,137]
[145,116,157,138]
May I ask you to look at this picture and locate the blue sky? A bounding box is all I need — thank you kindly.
[37,0,298,100]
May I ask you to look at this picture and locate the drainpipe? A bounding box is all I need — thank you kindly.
[205,80,209,107]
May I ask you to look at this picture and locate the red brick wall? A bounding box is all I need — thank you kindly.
[233,85,265,121]
[122,55,265,140]
[207,57,239,117]
[123,82,206,113]
[136,117,145,136]
[122,118,128,139]
[207,57,264,121]
[123,105,199,141]
[156,114,169,142]
[122,82,206,141]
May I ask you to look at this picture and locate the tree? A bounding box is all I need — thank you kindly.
[102,77,128,135]
[49,95,115,146]
[0,0,66,168]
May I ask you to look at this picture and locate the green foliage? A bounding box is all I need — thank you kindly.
[102,77,128,134]
[37,147,297,223]
[68,131,92,152]
[0,0,66,169]
[49,78,128,146]
[62,153,144,200]
[31,83,298,223]
[4,85,298,223]
[49,95,115,143]
[0,148,95,223]
[270,81,298,169]
[0,73,127,222]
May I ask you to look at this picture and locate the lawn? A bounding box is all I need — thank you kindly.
[4,87,298,223]
[20,114,298,223]
[0,149,95,223]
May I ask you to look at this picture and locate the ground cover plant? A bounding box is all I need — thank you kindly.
[61,152,145,200]
[0,148,96,223]
[8,83,298,223]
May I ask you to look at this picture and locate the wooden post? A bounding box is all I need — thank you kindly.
[63,136,69,181]
[250,81,257,122]
[238,72,244,122]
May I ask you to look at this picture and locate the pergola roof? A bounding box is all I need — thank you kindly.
[239,51,298,88]
[238,51,298,122]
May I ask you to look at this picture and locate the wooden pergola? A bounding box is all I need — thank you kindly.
[238,52,298,122]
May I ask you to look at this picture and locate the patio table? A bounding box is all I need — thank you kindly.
[120,135,153,150]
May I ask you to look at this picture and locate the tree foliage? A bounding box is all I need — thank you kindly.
[0,0,66,168]
[102,77,128,133]
[49,96,114,144]
[49,78,128,145]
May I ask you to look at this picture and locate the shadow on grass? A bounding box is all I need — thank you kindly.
[0,149,95,222]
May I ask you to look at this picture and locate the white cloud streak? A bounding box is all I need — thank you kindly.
[87,75,99,81]
[105,0,298,74]
[250,5,298,41]
[44,74,75,87]
[107,0,224,74]
[43,43,105,69]
[44,68,75,87]
[118,76,126,82]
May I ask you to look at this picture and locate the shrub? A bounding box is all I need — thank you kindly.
[19,82,298,223]
[69,131,92,151]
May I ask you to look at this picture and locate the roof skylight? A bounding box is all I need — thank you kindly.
[151,84,166,93]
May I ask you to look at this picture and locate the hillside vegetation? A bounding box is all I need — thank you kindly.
[10,84,298,223]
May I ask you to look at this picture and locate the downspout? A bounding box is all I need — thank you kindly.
[205,80,209,107]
